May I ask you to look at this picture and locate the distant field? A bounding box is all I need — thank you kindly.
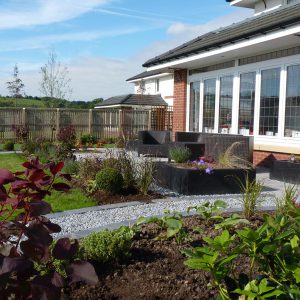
[0,97,103,109]
[0,97,46,108]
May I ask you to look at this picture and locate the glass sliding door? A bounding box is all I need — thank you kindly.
[219,75,233,134]
[285,64,300,137]
[203,79,216,133]
[239,72,256,135]
[189,81,200,131]
[259,68,280,136]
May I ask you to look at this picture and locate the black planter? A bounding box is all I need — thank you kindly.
[155,162,256,195]
[270,160,300,184]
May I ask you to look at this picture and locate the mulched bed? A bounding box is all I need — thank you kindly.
[71,179,164,205]
[92,189,165,205]
[69,214,265,300]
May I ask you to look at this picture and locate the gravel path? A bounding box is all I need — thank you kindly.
[50,192,276,238]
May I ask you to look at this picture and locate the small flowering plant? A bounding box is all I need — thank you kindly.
[290,154,300,163]
[187,158,214,175]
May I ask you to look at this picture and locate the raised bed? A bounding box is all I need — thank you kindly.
[155,162,256,195]
[270,160,300,184]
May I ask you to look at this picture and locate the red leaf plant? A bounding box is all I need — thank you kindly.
[0,158,98,299]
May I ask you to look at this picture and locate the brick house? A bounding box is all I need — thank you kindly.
[128,0,300,166]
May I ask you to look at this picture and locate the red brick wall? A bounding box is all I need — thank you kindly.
[173,69,187,135]
[254,150,299,167]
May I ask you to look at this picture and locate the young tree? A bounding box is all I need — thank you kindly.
[40,50,72,100]
[6,64,25,98]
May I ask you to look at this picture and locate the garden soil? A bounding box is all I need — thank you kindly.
[69,214,264,300]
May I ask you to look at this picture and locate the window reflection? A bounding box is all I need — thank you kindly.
[239,72,256,135]
[285,64,300,137]
[189,82,200,132]
[203,79,216,133]
[219,75,233,134]
[259,68,280,136]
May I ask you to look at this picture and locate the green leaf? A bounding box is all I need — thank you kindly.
[290,235,299,250]
[136,216,147,226]
[214,200,228,209]
[262,244,277,254]
[293,267,300,283]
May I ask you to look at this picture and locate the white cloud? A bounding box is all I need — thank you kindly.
[0,0,111,29]
[0,9,254,101]
[0,27,145,53]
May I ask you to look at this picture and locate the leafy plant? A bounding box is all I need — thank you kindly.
[95,167,124,194]
[236,174,264,220]
[56,126,76,160]
[184,230,237,299]
[62,159,79,175]
[78,156,103,182]
[80,227,134,263]
[188,200,228,222]
[184,199,300,299]
[234,278,284,299]
[214,213,250,230]
[136,156,155,195]
[12,124,29,142]
[80,134,97,146]
[3,140,14,151]
[0,158,98,299]
[275,183,297,215]
[137,210,189,244]
[169,146,191,163]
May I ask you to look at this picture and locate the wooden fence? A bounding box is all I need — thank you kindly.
[0,107,173,142]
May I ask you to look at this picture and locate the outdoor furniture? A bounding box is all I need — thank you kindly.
[137,130,171,158]
[175,132,254,162]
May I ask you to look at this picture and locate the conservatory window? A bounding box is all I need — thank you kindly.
[203,79,216,133]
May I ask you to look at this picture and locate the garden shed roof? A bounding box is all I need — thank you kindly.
[95,94,168,107]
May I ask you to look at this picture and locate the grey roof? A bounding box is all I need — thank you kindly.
[143,3,300,67]
[126,70,164,81]
[96,94,168,107]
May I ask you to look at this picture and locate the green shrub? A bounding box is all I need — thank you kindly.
[95,167,124,194]
[80,227,133,263]
[63,159,80,175]
[169,146,191,163]
[3,140,14,151]
[80,134,97,146]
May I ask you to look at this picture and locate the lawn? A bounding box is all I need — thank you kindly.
[0,153,97,213]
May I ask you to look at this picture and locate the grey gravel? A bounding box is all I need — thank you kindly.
[51,193,276,238]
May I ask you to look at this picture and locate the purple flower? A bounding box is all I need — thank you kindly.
[199,159,205,165]
[205,167,213,175]
[191,167,197,170]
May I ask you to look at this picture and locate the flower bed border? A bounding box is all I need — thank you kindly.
[155,162,256,195]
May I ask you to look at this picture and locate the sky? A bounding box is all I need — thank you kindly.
[0,0,253,101]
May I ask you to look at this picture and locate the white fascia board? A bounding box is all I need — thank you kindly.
[127,72,172,83]
[147,24,300,72]
[230,0,256,8]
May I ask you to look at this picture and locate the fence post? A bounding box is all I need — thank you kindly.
[22,108,26,126]
[56,108,60,137]
[148,109,152,130]
[88,109,92,134]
